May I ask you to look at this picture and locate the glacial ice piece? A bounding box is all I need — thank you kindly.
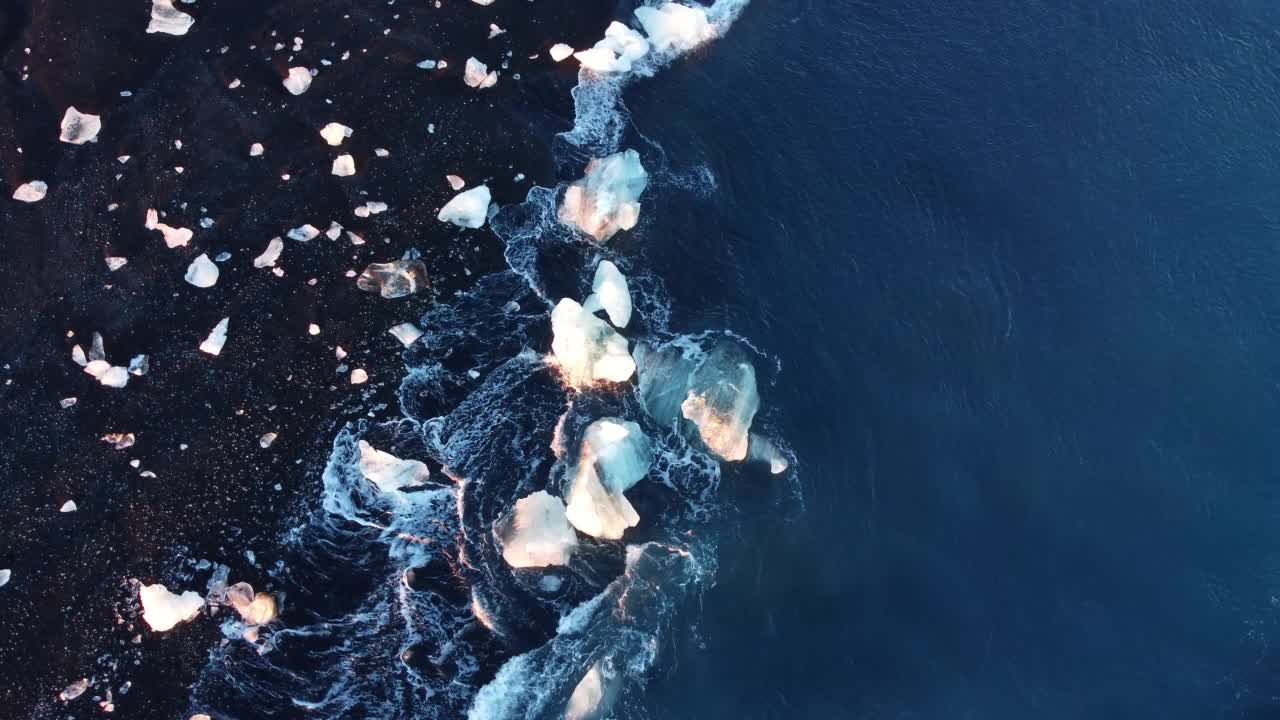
[356,259,429,298]
[550,298,635,387]
[680,344,759,461]
[144,209,192,248]
[559,149,647,242]
[574,21,650,73]
[634,2,715,54]
[331,154,355,176]
[287,224,319,241]
[283,67,312,95]
[320,122,352,146]
[224,582,278,625]
[446,174,466,190]
[437,185,491,228]
[350,368,369,384]
[564,661,622,720]
[146,0,194,35]
[200,317,229,355]
[253,237,283,267]
[249,142,264,156]
[106,257,127,271]
[580,260,631,328]
[464,57,499,89]
[101,432,136,449]
[497,491,579,568]
[13,181,47,202]
[139,583,204,631]
[747,433,789,474]
[549,43,575,62]
[60,500,77,512]
[388,322,424,346]
[259,432,278,448]
[0,569,9,588]
[59,678,89,702]
[564,418,652,539]
[357,440,429,492]
[184,253,219,288]
[59,106,101,144]
[128,354,149,375]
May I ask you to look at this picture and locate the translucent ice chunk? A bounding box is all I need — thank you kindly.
[287,224,319,241]
[0,569,9,588]
[680,344,759,461]
[559,149,647,242]
[139,583,204,631]
[574,22,650,73]
[184,253,219,288]
[60,678,89,702]
[59,106,101,144]
[634,2,715,54]
[550,298,635,387]
[60,500,77,512]
[283,67,312,95]
[437,185,491,228]
[564,418,652,540]
[331,154,355,176]
[200,317,229,355]
[356,259,429,298]
[146,0,194,35]
[497,491,579,568]
[320,122,352,146]
[253,237,283,267]
[388,322,424,346]
[144,208,192,248]
[549,43,574,62]
[106,256,128,271]
[357,440,429,492]
[580,260,631,328]
[12,180,46,202]
[464,57,498,88]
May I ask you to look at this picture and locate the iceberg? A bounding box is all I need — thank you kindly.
[356,259,429,298]
[580,260,631,328]
[497,491,579,568]
[331,154,356,176]
[283,67,312,95]
[146,0,194,35]
[12,180,46,202]
[200,317,229,355]
[559,149,647,242]
[564,418,652,539]
[464,57,499,89]
[634,2,715,54]
[574,22,650,73]
[253,237,283,268]
[550,298,635,387]
[320,122,352,146]
[139,583,204,631]
[59,106,101,144]
[184,253,219,288]
[357,440,429,492]
[437,185,491,228]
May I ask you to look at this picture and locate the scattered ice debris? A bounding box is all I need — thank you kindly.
[446,174,465,190]
[200,317,230,355]
[564,418,652,539]
[60,500,77,513]
[144,208,193,248]
[350,368,369,384]
[549,43,575,62]
[581,260,632,328]
[488,24,506,39]
[105,256,128,271]
[253,237,283,267]
[287,224,320,241]
[12,180,46,202]
[59,106,102,144]
[146,0,194,36]
[249,142,264,156]
[356,258,428,298]
[282,67,312,95]
[354,200,387,217]
[223,582,278,625]
[259,432,278,448]
[463,57,498,89]
[0,569,9,588]
[101,433,136,449]
[575,22,650,73]
[550,298,635,386]
[634,2,715,53]
[357,440,429,492]
[74,332,134,388]
[560,149,647,242]
[388,322,423,347]
[184,253,219,288]
[498,491,578,568]
[437,185,491,228]
[139,583,204,631]
[320,122,352,146]
[331,154,356,176]
[59,678,89,702]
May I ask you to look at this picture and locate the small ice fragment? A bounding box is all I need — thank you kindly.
[347,231,365,245]
[228,78,241,89]
[549,43,574,62]
[128,354,149,375]
[259,432,277,448]
[146,0,195,36]
[213,250,230,261]
[184,253,219,288]
[139,583,204,631]
[307,323,320,335]
[374,148,389,157]
[574,22,650,73]
[634,2,716,54]
[89,332,105,362]
[60,398,77,408]
[282,67,312,95]
[357,440,429,491]
[437,185,490,228]
[581,260,632,328]
[388,322,423,346]
[287,224,320,241]
[224,583,278,625]
[117,155,130,163]
[416,59,437,69]
[0,569,9,588]
[106,257,128,271]
[446,174,465,190]
[335,346,347,360]
[59,499,78,513]
[350,368,368,384]
[320,122,352,146]
[498,491,578,568]
[249,143,264,156]
[60,678,89,702]
[101,432,136,449]
[356,259,428,298]
[253,237,283,267]
[97,366,130,388]
[331,154,355,176]
[560,149,647,242]
[326,221,342,239]
[60,107,102,145]
[467,369,480,379]
[471,0,494,5]
[489,24,505,39]
[463,57,498,89]
[144,208,193,248]
[550,298,635,386]
[13,180,47,202]
[200,317,229,355]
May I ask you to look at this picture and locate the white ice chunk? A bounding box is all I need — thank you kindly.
[139,583,204,632]
[59,679,89,702]
[13,180,47,202]
[224,582,278,625]
[564,419,652,539]
[580,260,631,328]
[331,154,356,176]
[559,149,647,242]
[747,433,789,474]
[350,368,369,384]
[471,0,494,5]
[549,43,575,62]
[95,365,130,388]
[144,208,192,248]
[463,57,498,89]
[680,345,759,461]
[253,237,283,267]
[146,0,194,36]
[550,298,635,387]
[574,22,650,73]
[60,500,77,513]
[357,440,429,492]
[634,2,715,54]
[565,662,621,720]
[59,107,101,144]
[437,185,491,228]
[446,174,465,190]
[498,491,579,568]
[357,259,429,298]
[287,224,320,241]
[326,221,343,239]
[319,122,353,146]
[283,67,312,95]
[200,317,229,355]
[249,142,264,156]
[0,569,9,588]
[388,322,424,346]
[184,253,219,288]
[106,256,128,271]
